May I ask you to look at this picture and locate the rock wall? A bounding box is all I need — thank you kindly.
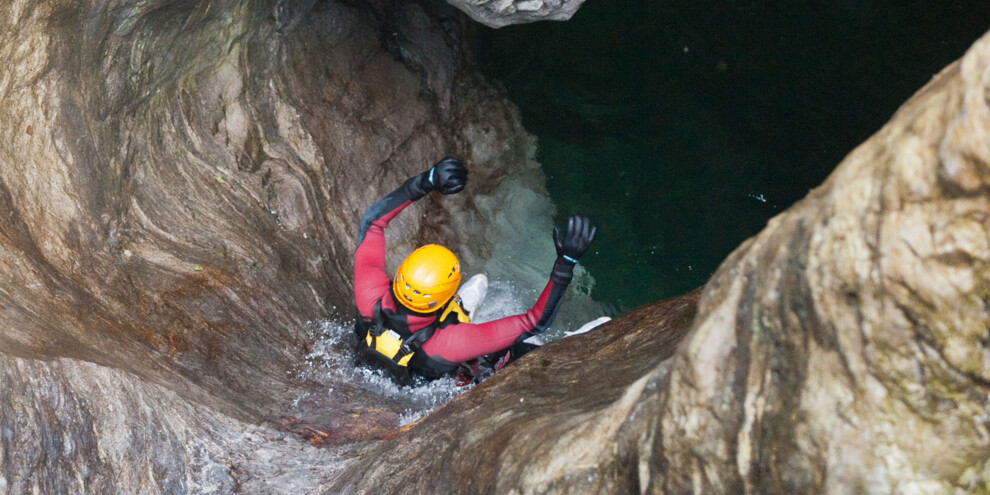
[0,0,578,489]
[0,0,551,421]
[2,0,987,493]
[328,30,990,495]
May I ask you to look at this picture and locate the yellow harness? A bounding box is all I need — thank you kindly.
[439,295,471,323]
[365,326,417,366]
[363,298,470,367]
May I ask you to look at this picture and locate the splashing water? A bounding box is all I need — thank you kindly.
[472,279,536,324]
[474,279,547,345]
[297,278,546,425]
[298,319,466,424]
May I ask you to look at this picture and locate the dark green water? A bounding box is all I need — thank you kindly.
[475,0,990,311]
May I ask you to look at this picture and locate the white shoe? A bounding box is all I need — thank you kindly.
[564,316,611,337]
[457,274,488,319]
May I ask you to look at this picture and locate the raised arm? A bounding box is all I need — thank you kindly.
[421,215,597,364]
[354,158,468,318]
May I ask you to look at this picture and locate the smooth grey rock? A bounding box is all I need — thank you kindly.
[515,0,544,12]
[445,0,585,28]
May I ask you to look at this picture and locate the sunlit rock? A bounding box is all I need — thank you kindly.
[650,33,990,494]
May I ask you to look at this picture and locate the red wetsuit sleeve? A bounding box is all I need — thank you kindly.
[354,172,433,319]
[354,200,412,319]
[421,278,562,364]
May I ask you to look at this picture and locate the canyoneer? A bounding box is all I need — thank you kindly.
[352,156,596,383]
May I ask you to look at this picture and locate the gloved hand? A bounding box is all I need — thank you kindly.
[428,157,468,195]
[553,215,597,264]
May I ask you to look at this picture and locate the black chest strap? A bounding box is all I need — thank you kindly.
[364,300,437,365]
[397,323,436,361]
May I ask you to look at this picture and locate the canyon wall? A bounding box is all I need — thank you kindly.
[1,1,987,493]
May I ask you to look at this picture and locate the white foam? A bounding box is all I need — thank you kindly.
[300,320,471,421]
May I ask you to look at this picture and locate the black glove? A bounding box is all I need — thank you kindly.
[554,215,597,263]
[405,157,468,200]
[550,215,596,284]
[429,157,467,195]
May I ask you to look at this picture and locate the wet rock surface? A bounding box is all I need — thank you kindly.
[1,0,988,494]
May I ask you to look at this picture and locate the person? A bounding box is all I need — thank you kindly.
[352,156,596,382]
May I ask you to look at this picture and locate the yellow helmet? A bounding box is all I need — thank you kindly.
[393,244,461,313]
